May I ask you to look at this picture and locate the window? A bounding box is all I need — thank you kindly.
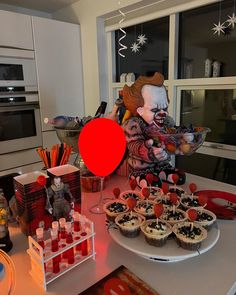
[115,17,169,82]
[179,0,236,79]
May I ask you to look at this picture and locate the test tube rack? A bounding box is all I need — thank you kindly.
[27,214,96,291]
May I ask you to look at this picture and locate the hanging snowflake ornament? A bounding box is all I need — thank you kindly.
[226,12,236,29]
[212,21,226,36]
[130,42,140,53]
[137,34,147,45]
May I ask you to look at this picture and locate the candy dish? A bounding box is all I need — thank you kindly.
[145,126,210,156]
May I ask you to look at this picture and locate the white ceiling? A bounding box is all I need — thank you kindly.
[0,0,79,13]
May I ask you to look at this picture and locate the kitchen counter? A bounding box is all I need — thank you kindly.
[8,174,236,295]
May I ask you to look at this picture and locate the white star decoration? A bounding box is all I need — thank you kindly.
[212,21,226,36]
[226,13,236,29]
[130,42,140,53]
[137,34,147,45]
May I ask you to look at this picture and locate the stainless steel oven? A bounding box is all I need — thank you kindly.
[0,87,42,154]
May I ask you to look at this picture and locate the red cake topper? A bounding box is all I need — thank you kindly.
[141,187,150,199]
[113,187,121,199]
[129,179,137,191]
[172,174,179,185]
[146,173,154,185]
[188,208,198,221]
[162,182,169,195]
[154,203,164,218]
[78,118,126,177]
[198,194,208,206]
[127,197,137,210]
[169,192,178,205]
[189,183,197,194]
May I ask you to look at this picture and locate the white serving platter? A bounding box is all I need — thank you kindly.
[109,224,220,263]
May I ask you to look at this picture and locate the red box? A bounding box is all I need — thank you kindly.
[14,171,53,236]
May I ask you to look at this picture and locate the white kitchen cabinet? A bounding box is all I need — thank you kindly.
[32,17,84,132]
[0,10,33,50]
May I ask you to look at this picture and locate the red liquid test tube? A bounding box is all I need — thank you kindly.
[36,227,46,271]
[73,212,81,233]
[52,221,60,240]
[65,222,75,264]
[59,218,67,240]
[51,229,61,265]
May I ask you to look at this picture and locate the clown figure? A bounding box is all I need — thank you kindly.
[122,72,185,187]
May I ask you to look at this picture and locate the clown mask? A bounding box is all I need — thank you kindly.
[137,84,168,126]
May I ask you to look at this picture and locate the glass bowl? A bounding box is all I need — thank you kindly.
[146,126,211,155]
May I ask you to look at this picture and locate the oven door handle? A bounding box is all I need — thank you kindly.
[0,104,39,112]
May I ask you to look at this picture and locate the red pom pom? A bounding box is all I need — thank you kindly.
[162,182,169,195]
[127,197,137,210]
[188,208,198,221]
[154,203,164,218]
[141,187,150,199]
[146,173,154,185]
[189,183,197,194]
[172,174,179,184]
[198,194,208,206]
[113,187,120,198]
[169,192,178,205]
[37,175,47,187]
[129,179,137,191]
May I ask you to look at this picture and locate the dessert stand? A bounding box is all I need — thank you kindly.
[109,223,220,263]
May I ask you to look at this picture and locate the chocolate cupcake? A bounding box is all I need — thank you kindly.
[187,208,217,231]
[119,190,143,202]
[115,212,145,238]
[180,195,201,210]
[141,219,172,247]
[160,208,187,226]
[148,187,163,201]
[172,222,207,250]
[103,200,129,222]
[134,200,155,219]
[169,185,185,198]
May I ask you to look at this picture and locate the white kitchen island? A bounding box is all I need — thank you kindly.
[8,174,236,295]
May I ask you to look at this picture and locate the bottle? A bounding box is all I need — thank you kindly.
[204,58,212,78]
[0,189,13,253]
[94,101,107,118]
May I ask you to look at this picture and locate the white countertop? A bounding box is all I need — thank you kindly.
[8,174,236,295]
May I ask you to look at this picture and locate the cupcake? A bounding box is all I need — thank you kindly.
[141,219,172,247]
[172,222,207,250]
[119,190,143,202]
[115,212,145,238]
[103,200,129,222]
[180,195,201,210]
[148,187,163,200]
[169,185,185,198]
[134,200,155,219]
[160,208,187,226]
[187,208,217,230]
[155,195,180,210]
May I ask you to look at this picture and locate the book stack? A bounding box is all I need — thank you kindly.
[14,172,53,235]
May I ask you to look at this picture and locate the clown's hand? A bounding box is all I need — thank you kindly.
[152,146,168,162]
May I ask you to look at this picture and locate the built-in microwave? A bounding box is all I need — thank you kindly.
[0,50,37,87]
